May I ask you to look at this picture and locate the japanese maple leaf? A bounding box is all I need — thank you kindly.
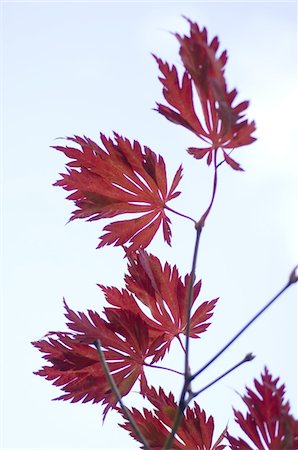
[100,250,219,362]
[155,18,256,170]
[32,303,161,417]
[119,386,226,449]
[227,367,298,449]
[54,133,182,251]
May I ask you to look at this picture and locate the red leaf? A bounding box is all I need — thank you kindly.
[227,367,298,449]
[187,147,210,160]
[155,19,256,169]
[100,250,218,362]
[176,19,227,107]
[54,133,182,251]
[32,303,161,416]
[154,56,208,137]
[223,151,244,172]
[119,386,226,449]
[32,333,110,404]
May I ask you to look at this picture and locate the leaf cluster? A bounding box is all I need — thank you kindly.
[32,18,297,450]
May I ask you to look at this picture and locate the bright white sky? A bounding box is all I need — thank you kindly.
[2,1,297,449]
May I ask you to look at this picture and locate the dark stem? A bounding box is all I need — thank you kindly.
[191,279,294,382]
[162,226,202,450]
[184,225,202,377]
[163,152,220,450]
[190,353,255,401]
[94,340,151,450]
[162,384,188,450]
[177,335,186,352]
[165,205,196,224]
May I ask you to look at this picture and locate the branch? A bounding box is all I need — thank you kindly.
[184,225,202,378]
[190,353,255,400]
[162,353,255,450]
[162,384,188,450]
[162,226,202,450]
[190,268,297,382]
[94,340,151,450]
[163,153,220,450]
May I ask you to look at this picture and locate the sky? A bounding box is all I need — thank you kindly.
[1,1,297,449]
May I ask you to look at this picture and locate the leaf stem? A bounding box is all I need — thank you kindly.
[165,205,196,223]
[144,362,184,376]
[198,150,218,228]
[177,335,186,352]
[191,276,296,383]
[94,340,151,450]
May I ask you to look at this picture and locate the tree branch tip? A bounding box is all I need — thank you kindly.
[289,265,298,284]
[243,352,255,362]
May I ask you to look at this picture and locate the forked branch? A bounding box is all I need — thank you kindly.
[190,267,297,382]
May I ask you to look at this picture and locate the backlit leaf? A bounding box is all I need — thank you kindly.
[119,386,226,449]
[227,367,298,449]
[54,133,182,251]
[155,18,256,170]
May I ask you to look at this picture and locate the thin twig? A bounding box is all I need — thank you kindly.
[289,264,298,284]
[190,353,255,400]
[191,275,296,383]
[94,340,151,450]
[216,148,235,169]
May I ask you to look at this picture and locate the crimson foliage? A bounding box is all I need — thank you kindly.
[33,17,297,450]
[54,133,182,251]
[33,251,217,417]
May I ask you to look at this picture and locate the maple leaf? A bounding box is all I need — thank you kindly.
[54,133,182,251]
[226,367,298,449]
[155,18,256,170]
[32,333,111,404]
[32,250,218,416]
[100,250,219,362]
[32,302,161,417]
[119,386,226,449]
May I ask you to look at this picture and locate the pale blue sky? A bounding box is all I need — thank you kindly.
[2,1,297,449]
